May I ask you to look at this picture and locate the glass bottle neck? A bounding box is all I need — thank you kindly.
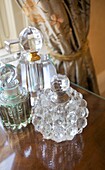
[2,85,21,99]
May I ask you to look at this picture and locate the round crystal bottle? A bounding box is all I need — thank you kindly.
[32,74,89,143]
[0,64,32,131]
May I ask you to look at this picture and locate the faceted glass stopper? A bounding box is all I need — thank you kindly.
[0,64,16,88]
[19,26,43,52]
[51,74,70,92]
[51,74,70,103]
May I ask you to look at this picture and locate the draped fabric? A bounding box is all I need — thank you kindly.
[16,0,99,94]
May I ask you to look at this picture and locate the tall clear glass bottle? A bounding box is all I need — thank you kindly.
[19,26,43,93]
[19,26,57,92]
[0,64,32,131]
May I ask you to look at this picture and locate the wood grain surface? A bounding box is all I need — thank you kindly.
[0,85,105,170]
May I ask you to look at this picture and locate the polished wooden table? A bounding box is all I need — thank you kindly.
[0,84,105,170]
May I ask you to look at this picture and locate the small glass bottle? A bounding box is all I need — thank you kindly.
[0,64,32,131]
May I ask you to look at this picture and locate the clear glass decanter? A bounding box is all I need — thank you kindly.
[0,64,32,131]
[19,26,42,92]
[32,74,89,143]
[19,26,57,92]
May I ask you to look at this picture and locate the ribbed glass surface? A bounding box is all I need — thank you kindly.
[0,92,32,131]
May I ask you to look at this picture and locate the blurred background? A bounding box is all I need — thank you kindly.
[0,0,105,97]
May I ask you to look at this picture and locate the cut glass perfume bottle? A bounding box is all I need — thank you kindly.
[0,64,32,131]
[19,26,42,92]
[19,26,57,92]
[32,74,89,143]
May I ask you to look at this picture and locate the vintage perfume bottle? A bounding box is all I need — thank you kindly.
[32,74,89,143]
[19,26,43,92]
[19,26,57,92]
[0,64,32,131]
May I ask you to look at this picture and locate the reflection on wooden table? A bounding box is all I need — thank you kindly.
[0,85,105,170]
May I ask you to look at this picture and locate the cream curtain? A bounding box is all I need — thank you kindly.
[0,0,10,48]
[16,0,99,94]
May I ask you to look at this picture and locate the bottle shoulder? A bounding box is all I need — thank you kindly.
[0,88,29,106]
